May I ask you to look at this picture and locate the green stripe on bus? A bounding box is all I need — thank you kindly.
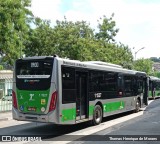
[103,101,125,112]
[61,108,76,122]
[89,105,94,116]
[61,101,125,122]
[61,106,94,122]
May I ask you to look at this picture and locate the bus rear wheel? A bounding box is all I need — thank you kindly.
[93,105,102,125]
[135,99,140,112]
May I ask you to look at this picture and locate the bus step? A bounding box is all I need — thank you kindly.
[76,118,89,123]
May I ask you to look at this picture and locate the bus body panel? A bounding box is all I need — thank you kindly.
[55,58,147,125]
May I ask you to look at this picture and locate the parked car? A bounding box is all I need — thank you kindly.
[1,95,12,101]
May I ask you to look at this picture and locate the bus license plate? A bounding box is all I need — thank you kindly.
[27,107,36,111]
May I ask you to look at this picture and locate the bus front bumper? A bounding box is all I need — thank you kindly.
[12,107,57,123]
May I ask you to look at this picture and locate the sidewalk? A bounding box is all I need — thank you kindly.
[0,111,12,121]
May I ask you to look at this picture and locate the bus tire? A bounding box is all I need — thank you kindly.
[92,105,102,125]
[135,99,140,113]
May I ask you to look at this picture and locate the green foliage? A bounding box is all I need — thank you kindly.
[0,0,33,65]
[52,18,95,61]
[0,65,3,70]
[152,71,160,78]
[112,43,133,69]
[25,15,133,67]
[0,3,134,69]
[150,57,160,62]
[24,18,54,56]
[95,14,119,43]
[133,59,153,75]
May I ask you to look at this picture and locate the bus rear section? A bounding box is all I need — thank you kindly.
[149,76,160,99]
[12,57,58,123]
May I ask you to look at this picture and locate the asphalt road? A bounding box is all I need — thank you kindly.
[71,98,160,144]
[0,99,159,144]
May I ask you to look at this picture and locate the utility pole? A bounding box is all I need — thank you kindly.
[135,47,145,60]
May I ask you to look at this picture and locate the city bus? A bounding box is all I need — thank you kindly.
[149,76,160,99]
[12,55,148,125]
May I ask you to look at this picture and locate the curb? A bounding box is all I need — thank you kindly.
[0,111,12,121]
[0,118,8,121]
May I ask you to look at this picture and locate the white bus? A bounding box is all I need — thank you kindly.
[12,55,148,125]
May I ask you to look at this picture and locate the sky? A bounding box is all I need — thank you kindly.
[31,0,160,59]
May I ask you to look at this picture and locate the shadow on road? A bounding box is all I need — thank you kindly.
[0,111,135,140]
[144,98,160,112]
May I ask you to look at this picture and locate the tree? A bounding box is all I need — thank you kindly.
[95,14,119,43]
[150,57,160,63]
[133,59,153,75]
[0,0,33,65]
[153,71,160,78]
[115,43,133,69]
[25,17,96,61]
[0,65,3,70]
[24,18,55,56]
[25,15,134,68]
[94,14,134,67]
[52,18,96,61]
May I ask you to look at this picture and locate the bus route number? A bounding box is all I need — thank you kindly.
[31,62,39,68]
[94,93,102,98]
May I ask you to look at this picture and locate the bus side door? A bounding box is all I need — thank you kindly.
[76,71,88,120]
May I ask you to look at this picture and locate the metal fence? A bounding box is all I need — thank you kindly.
[0,81,12,112]
[0,100,12,112]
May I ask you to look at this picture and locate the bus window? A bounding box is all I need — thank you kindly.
[89,71,100,92]
[62,67,76,104]
[16,59,53,90]
[124,76,133,97]
[89,71,117,92]
[137,80,143,94]
[62,67,75,89]
[104,72,117,92]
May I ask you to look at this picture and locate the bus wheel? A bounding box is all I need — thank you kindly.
[135,99,140,112]
[93,105,102,125]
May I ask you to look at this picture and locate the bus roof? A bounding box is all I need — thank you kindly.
[84,61,123,68]
[149,76,160,82]
[17,56,146,77]
[19,56,54,60]
[57,57,146,77]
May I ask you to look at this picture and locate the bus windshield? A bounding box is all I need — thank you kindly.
[16,58,53,90]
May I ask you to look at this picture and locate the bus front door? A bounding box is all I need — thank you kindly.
[76,72,88,121]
